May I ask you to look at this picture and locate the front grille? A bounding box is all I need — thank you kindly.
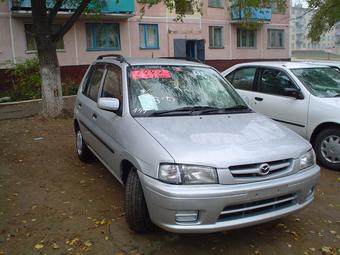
[218,193,296,221]
[229,159,292,178]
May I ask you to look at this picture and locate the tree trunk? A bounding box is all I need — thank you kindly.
[37,45,63,117]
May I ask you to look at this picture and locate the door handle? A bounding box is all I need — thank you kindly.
[255,97,263,102]
[92,113,97,120]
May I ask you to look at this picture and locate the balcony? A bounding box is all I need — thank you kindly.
[11,0,135,18]
[230,6,272,23]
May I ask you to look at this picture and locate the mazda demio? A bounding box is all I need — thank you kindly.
[74,55,320,233]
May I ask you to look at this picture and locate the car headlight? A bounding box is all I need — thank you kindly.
[299,150,316,170]
[158,164,218,184]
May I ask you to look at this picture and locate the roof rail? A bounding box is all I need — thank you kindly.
[96,54,129,64]
[158,56,203,64]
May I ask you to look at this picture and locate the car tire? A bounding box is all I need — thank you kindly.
[75,127,91,162]
[314,127,340,170]
[125,168,153,233]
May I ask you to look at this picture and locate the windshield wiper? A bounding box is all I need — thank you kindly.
[199,105,251,115]
[147,106,218,117]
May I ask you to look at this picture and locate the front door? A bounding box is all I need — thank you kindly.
[252,67,309,137]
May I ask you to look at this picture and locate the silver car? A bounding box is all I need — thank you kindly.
[74,55,320,233]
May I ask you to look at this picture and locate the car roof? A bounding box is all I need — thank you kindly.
[230,61,328,69]
[95,57,208,68]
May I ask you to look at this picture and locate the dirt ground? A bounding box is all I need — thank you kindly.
[0,103,340,255]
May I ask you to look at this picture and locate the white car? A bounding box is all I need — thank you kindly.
[222,62,340,170]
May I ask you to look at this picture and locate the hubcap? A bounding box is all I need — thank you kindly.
[321,135,340,164]
[76,131,83,155]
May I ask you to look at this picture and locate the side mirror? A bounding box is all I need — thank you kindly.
[283,87,304,99]
[98,97,120,111]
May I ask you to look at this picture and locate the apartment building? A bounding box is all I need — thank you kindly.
[291,5,340,54]
[0,0,290,87]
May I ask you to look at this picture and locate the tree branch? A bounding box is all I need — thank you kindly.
[48,0,64,25]
[52,0,91,42]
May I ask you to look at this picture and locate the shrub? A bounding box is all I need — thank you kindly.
[7,57,41,100]
[62,80,79,96]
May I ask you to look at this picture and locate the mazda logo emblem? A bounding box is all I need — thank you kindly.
[258,163,271,176]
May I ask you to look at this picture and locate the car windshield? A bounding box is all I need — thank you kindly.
[291,67,340,98]
[127,66,247,117]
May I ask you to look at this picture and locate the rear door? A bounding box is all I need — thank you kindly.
[251,67,309,137]
[77,63,106,153]
[225,66,258,107]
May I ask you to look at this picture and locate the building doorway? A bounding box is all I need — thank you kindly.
[174,39,205,62]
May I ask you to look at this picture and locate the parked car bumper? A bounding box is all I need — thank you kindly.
[139,165,320,233]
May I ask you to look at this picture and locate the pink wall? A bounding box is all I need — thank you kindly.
[0,0,290,68]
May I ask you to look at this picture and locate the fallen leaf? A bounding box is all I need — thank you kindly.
[105,236,109,241]
[84,240,92,247]
[330,230,337,235]
[52,243,59,249]
[320,246,333,255]
[309,248,316,252]
[34,243,44,249]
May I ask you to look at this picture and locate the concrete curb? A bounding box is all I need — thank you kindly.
[0,95,76,106]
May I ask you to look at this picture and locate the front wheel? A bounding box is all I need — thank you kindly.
[314,127,340,170]
[125,169,153,233]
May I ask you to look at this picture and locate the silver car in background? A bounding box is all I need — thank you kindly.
[74,55,320,233]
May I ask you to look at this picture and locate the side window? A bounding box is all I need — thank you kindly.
[225,72,234,83]
[83,65,105,101]
[258,68,296,96]
[229,67,256,91]
[101,65,122,100]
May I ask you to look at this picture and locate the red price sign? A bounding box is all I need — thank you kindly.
[131,69,172,79]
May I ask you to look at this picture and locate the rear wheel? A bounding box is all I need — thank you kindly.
[314,127,340,170]
[125,168,153,233]
[75,127,91,162]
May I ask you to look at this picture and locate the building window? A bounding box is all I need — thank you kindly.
[86,23,120,51]
[139,24,159,49]
[175,0,194,15]
[208,0,224,8]
[209,26,224,48]
[237,29,256,48]
[271,1,285,14]
[25,24,64,51]
[268,29,284,48]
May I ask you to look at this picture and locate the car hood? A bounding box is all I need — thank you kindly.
[135,113,311,168]
[318,97,340,108]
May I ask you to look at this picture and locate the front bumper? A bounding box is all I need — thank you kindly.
[139,165,320,233]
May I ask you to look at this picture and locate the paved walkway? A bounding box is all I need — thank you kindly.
[0,96,75,120]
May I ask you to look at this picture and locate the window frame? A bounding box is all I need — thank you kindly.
[82,63,107,102]
[267,29,285,49]
[99,63,123,115]
[139,24,160,50]
[208,0,224,8]
[255,67,302,97]
[24,23,65,52]
[86,23,121,51]
[226,66,259,91]
[175,0,194,15]
[209,26,224,49]
[237,28,257,48]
